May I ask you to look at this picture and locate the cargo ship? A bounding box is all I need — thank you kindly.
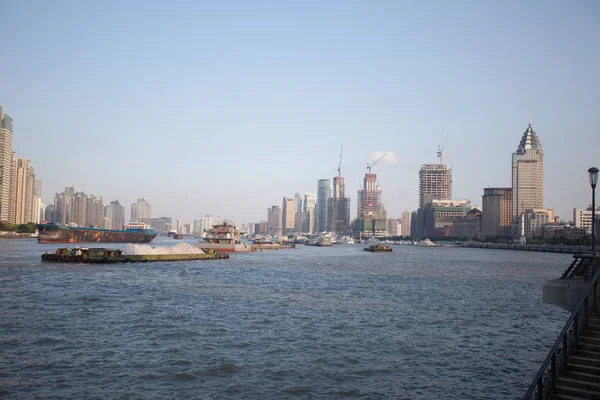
[37,222,158,243]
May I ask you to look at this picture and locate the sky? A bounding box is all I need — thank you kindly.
[2,0,599,224]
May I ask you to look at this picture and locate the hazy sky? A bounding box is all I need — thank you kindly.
[2,0,599,224]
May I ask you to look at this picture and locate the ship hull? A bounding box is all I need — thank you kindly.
[37,226,157,244]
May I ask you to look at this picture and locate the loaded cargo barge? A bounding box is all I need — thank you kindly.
[42,247,229,263]
[37,222,158,244]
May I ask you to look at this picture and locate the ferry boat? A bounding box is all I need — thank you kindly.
[195,222,252,252]
[305,237,332,247]
[37,222,158,243]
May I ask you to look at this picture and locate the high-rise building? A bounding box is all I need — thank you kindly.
[9,155,33,224]
[419,164,452,208]
[482,188,513,239]
[303,192,317,234]
[294,193,302,214]
[357,173,385,219]
[0,107,13,222]
[282,196,295,233]
[267,205,282,236]
[71,192,103,227]
[39,201,45,223]
[31,180,42,224]
[104,200,125,230]
[401,211,411,238]
[193,215,213,235]
[512,115,544,229]
[53,187,74,225]
[131,198,151,222]
[328,176,351,234]
[177,218,185,234]
[316,179,331,233]
[45,204,55,223]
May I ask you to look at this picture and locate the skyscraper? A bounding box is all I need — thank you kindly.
[131,198,152,222]
[105,200,125,230]
[0,107,13,222]
[418,164,452,208]
[357,173,385,219]
[294,193,302,214]
[303,192,317,234]
[53,186,74,225]
[512,115,544,225]
[282,196,295,233]
[177,218,185,234]
[316,179,331,233]
[482,188,513,239]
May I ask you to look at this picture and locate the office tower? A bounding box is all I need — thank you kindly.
[0,107,13,222]
[267,205,282,236]
[282,196,295,233]
[131,198,152,222]
[177,218,185,234]
[401,211,411,237]
[294,193,302,214]
[328,176,351,234]
[9,155,33,224]
[573,207,599,233]
[303,192,317,234]
[512,115,543,225]
[105,200,125,230]
[482,188,513,239]
[357,173,385,219]
[316,179,331,233]
[419,164,452,208]
[39,201,45,223]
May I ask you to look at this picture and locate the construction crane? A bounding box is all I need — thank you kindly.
[367,153,386,174]
[437,135,448,165]
[337,145,343,177]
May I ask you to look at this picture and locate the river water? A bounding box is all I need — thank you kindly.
[1,238,571,399]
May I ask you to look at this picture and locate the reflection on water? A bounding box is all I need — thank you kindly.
[0,238,570,399]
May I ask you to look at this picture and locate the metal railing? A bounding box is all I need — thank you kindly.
[523,255,600,400]
[560,254,595,280]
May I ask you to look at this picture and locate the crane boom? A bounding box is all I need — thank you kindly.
[337,145,343,177]
[367,153,386,174]
[437,135,448,165]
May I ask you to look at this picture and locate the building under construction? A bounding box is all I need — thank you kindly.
[354,165,388,238]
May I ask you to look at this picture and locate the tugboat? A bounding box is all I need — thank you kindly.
[364,244,393,252]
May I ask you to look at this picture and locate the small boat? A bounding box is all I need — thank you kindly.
[415,238,436,247]
[364,245,393,252]
[172,233,183,239]
[338,236,355,244]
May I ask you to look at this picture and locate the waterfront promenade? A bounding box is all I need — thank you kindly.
[463,242,593,254]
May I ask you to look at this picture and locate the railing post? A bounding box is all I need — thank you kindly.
[551,352,557,393]
[563,334,568,368]
[574,313,579,346]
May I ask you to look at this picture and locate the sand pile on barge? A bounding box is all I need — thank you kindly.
[122,243,205,255]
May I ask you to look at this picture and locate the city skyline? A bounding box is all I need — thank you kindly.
[2,1,599,223]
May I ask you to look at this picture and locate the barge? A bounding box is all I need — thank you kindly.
[42,247,229,263]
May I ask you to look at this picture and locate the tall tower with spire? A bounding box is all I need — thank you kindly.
[511,114,544,232]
